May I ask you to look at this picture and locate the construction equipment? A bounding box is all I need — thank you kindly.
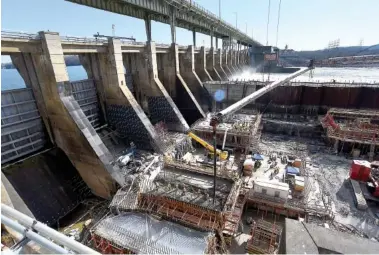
[188,132,229,160]
[207,64,314,204]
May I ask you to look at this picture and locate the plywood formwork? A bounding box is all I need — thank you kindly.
[138,193,224,231]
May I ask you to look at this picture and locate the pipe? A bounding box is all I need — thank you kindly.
[219,67,313,117]
[1,204,100,255]
[222,128,228,150]
[1,215,69,254]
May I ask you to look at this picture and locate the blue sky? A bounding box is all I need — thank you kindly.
[2,0,379,63]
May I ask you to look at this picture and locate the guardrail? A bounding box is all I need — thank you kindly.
[60,35,107,44]
[1,30,40,40]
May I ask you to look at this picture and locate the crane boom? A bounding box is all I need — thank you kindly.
[188,132,228,160]
[216,66,314,123]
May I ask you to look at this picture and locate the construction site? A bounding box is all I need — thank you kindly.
[2,1,379,254]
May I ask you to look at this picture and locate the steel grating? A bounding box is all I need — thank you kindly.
[70,79,103,128]
[93,212,212,254]
[1,88,47,164]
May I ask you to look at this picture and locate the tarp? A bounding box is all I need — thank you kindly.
[252,154,264,160]
[286,166,300,175]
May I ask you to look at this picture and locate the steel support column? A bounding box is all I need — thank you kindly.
[145,14,152,42]
[170,6,176,44]
[210,29,214,49]
[193,30,196,47]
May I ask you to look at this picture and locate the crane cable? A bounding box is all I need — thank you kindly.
[266,0,271,46]
[275,0,282,48]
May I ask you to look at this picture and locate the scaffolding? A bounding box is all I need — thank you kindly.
[246,220,282,254]
[322,109,379,146]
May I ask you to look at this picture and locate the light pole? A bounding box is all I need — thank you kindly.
[233,12,238,29]
[245,22,247,34]
[219,0,221,19]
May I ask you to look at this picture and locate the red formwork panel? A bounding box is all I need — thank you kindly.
[350,160,371,182]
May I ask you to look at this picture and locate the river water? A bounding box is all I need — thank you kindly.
[2,66,379,91]
[231,67,379,83]
[1,66,87,91]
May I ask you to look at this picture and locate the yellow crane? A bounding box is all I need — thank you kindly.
[187,132,229,160]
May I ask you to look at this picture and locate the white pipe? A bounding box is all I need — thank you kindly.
[1,215,69,254]
[1,204,100,255]
[219,67,312,117]
[222,128,228,150]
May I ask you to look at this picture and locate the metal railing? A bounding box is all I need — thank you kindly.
[60,35,107,44]
[1,30,40,40]
[170,0,259,45]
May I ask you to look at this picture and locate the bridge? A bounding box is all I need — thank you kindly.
[65,0,261,47]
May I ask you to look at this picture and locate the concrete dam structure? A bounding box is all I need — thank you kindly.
[1,30,250,223]
[2,1,379,254]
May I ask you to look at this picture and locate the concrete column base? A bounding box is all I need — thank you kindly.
[180,45,211,114]
[195,46,213,82]
[222,49,233,77]
[206,48,222,81]
[215,49,228,80]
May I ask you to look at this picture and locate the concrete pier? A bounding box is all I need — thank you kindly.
[229,50,238,73]
[80,39,166,152]
[195,47,213,82]
[155,44,193,128]
[215,49,228,80]
[179,45,210,115]
[125,42,189,132]
[206,47,222,81]
[23,32,118,198]
[222,49,233,77]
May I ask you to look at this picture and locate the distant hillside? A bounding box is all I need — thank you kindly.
[280,44,379,66]
[2,55,81,69]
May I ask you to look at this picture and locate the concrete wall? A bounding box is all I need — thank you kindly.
[204,81,379,114]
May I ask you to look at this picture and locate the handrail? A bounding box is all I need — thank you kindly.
[2,204,100,254]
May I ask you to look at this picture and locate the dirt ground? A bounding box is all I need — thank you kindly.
[257,133,379,239]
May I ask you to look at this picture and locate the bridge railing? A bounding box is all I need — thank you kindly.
[178,0,256,44]
[60,35,107,44]
[120,40,145,45]
[1,30,40,40]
